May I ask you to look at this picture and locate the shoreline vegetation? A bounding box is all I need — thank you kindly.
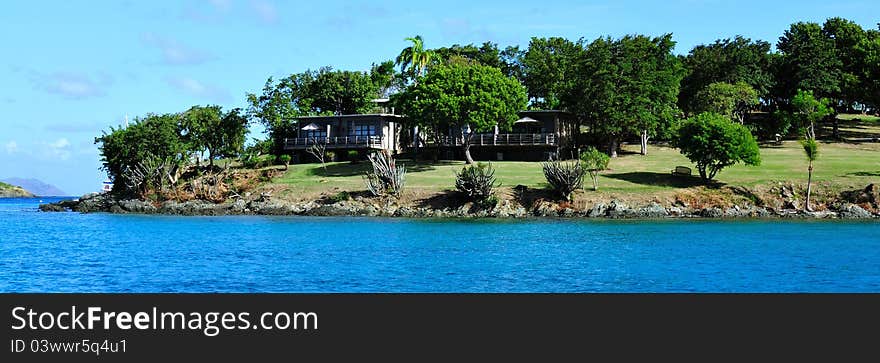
[41,142,880,219]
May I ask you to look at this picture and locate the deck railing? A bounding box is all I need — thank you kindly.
[284,136,383,149]
[428,133,557,146]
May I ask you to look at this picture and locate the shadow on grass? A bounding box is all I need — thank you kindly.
[307,160,462,177]
[845,171,880,177]
[604,172,709,188]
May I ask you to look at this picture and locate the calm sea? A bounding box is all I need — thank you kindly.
[1,197,878,292]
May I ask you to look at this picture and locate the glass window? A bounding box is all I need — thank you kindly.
[303,130,326,139]
[350,124,376,137]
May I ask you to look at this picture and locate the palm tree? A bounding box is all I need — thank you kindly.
[395,35,437,80]
[801,138,819,212]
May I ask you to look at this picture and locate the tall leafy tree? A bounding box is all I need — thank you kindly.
[246,74,313,153]
[692,82,760,124]
[181,106,249,167]
[775,22,842,102]
[309,68,379,115]
[521,37,583,109]
[395,35,438,82]
[822,17,867,112]
[398,63,527,164]
[679,36,774,115]
[566,34,683,156]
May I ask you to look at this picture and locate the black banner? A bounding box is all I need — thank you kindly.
[1,294,877,361]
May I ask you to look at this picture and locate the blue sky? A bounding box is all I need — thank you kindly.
[1,0,877,195]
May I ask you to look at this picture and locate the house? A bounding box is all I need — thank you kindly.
[420,110,579,161]
[284,113,403,162]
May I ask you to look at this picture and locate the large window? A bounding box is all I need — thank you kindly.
[350,124,376,137]
[303,130,327,139]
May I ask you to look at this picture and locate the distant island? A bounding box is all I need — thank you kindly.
[0,178,66,197]
[0,181,35,198]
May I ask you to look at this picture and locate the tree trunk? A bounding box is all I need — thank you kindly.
[805,162,814,212]
[640,130,648,156]
[464,143,475,164]
[208,151,215,167]
[609,137,618,158]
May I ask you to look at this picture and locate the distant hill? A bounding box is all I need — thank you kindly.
[0,181,35,198]
[0,178,66,197]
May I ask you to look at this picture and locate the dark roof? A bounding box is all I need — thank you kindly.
[295,113,403,121]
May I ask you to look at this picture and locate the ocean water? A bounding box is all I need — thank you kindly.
[1,197,879,292]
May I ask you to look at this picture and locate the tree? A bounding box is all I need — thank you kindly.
[672,112,761,182]
[246,75,312,153]
[566,34,683,156]
[579,147,610,191]
[95,113,189,194]
[775,22,842,101]
[791,89,833,140]
[398,62,527,164]
[790,90,833,211]
[679,36,774,115]
[181,105,248,167]
[801,138,819,212]
[395,35,438,82]
[309,68,378,115]
[692,82,760,124]
[822,17,867,113]
[521,37,582,109]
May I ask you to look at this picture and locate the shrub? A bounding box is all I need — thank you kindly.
[347,150,360,163]
[579,147,610,191]
[542,159,585,201]
[454,162,500,202]
[364,151,406,198]
[330,191,351,203]
[279,154,292,170]
[326,151,336,162]
[672,112,761,182]
[241,152,260,169]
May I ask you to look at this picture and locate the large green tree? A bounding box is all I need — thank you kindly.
[692,82,760,124]
[679,36,774,115]
[566,34,683,156]
[398,62,527,164]
[521,37,583,109]
[246,74,313,153]
[309,68,379,115]
[673,112,762,182]
[181,105,248,167]
[775,22,842,102]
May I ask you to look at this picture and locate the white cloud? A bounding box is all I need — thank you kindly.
[32,72,108,99]
[250,0,278,24]
[46,138,72,160]
[4,141,17,154]
[165,76,232,103]
[142,33,215,65]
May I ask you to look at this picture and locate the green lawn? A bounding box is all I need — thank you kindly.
[271,141,880,199]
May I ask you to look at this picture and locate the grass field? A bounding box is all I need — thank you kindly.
[269,140,880,201]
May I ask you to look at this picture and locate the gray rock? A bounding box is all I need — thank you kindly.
[700,207,724,218]
[635,203,668,218]
[837,203,873,219]
[119,199,157,213]
[587,203,608,217]
[606,200,631,218]
[38,203,66,212]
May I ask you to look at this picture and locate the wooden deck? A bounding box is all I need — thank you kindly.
[284,136,383,149]
[429,133,557,147]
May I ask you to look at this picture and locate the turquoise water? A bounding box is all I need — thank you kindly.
[1,197,879,292]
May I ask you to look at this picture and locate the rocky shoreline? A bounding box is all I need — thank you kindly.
[39,187,880,220]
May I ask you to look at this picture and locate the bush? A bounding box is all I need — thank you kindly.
[241,152,260,169]
[364,151,406,198]
[347,150,360,162]
[454,162,500,202]
[542,159,585,201]
[325,151,336,162]
[579,147,609,191]
[672,112,761,182]
[279,154,291,164]
[330,191,351,202]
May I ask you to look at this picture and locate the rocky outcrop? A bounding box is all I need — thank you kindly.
[39,185,880,220]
